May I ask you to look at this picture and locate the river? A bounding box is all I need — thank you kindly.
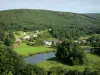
[24,52,55,64]
[24,48,91,64]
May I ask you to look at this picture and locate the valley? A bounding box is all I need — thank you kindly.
[0,9,100,75]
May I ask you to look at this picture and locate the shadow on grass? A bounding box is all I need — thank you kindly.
[46,57,87,66]
[47,57,67,65]
[47,57,57,61]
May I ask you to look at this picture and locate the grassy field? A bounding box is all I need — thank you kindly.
[37,53,100,72]
[15,43,54,57]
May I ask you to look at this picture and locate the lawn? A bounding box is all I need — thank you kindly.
[37,53,100,72]
[15,43,54,57]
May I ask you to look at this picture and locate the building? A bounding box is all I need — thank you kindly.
[23,32,26,35]
[44,40,52,46]
[23,35,31,40]
[33,34,38,38]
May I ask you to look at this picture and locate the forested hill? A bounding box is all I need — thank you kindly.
[0,9,100,39]
[84,13,100,20]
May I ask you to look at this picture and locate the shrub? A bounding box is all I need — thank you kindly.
[56,41,87,65]
[0,45,25,74]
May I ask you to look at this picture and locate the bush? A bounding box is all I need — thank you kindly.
[27,42,35,46]
[56,41,87,65]
[48,67,100,75]
[91,48,100,56]
[49,67,67,75]
[0,45,25,75]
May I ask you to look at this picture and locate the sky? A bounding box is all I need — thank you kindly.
[0,0,100,13]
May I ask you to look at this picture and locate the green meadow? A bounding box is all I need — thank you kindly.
[37,53,100,71]
[15,43,54,57]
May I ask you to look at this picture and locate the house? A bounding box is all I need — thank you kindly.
[44,40,52,46]
[16,38,21,42]
[75,40,87,44]
[23,35,31,40]
[43,40,62,46]
[36,30,39,34]
[23,32,26,35]
[33,34,38,38]
[52,40,62,45]
[81,40,87,43]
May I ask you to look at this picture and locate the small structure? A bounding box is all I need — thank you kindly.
[22,32,26,35]
[23,35,31,40]
[75,40,81,43]
[14,41,20,48]
[36,30,39,34]
[81,40,87,43]
[44,40,52,46]
[16,38,21,42]
[33,34,38,38]
[75,40,87,44]
[14,38,21,48]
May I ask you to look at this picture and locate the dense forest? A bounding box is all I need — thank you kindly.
[0,9,100,39]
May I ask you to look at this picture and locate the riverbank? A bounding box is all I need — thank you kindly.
[15,43,92,57]
[15,43,55,57]
[37,53,100,71]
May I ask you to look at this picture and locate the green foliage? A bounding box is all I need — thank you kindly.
[27,42,35,46]
[56,41,87,65]
[0,9,100,39]
[15,43,53,56]
[4,38,14,46]
[91,48,100,56]
[87,35,100,47]
[0,32,6,42]
[0,32,15,46]
[0,45,25,74]
[8,32,16,41]
[48,67,100,75]
[88,35,100,56]
[0,43,100,75]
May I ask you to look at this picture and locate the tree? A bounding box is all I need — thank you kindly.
[3,32,15,46]
[0,45,25,74]
[4,37,14,46]
[56,41,87,65]
[8,32,16,41]
[88,35,100,56]
[0,32,6,42]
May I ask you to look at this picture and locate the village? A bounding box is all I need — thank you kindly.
[14,30,91,48]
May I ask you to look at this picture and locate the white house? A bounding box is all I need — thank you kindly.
[44,40,52,46]
[22,32,26,35]
[16,38,21,43]
[33,34,38,38]
[81,40,87,43]
[36,30,39,34]
[23,35,31,40]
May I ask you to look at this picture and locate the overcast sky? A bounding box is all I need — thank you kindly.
[0,0,100,13]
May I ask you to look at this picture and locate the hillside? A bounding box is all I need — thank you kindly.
[84,13,100,20]
[0,9,100,39]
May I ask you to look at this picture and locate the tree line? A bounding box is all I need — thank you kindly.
[0,9,100,39]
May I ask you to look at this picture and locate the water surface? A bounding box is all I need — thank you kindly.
[24,48,91,64]
[24,52,55,64]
